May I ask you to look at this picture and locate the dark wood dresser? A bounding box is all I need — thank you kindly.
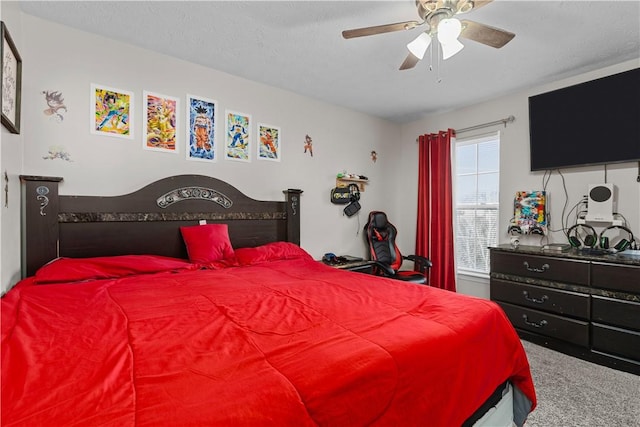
[489,245,640,375]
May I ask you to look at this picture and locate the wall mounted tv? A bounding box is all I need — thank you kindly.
[528,68,640,171]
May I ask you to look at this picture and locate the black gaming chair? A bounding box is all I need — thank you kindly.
[364,211,431,284]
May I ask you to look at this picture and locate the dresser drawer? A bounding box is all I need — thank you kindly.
[592,323,640,361]
[491,252,589,285]
[497,302,589,347]
[592,296,640,332]
[491,279,590,320]
[591,262,640,293]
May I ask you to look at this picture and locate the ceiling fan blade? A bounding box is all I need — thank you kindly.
[342,21,420,39]
[459,19,515,48]
[399,52,420,71]
[470,0,494,12]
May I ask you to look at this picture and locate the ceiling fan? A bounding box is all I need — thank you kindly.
[342,0,515,70]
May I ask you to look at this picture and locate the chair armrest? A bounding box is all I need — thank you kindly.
[404,255,432,274]
[371,261,396,277]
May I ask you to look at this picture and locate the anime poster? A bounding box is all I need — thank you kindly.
[186,94,217,162]
[225,110,251,162]
[91,84,133,139]
[513,190,547,234]
[257,123,281,162]
[143,91,178,153]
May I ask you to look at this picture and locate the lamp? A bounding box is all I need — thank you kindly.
[407,32,432,60]
[437,18,464,60]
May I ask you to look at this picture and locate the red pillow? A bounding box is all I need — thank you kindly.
[180,223,235,264]
[234,241,312,266]
[34,255,193,284]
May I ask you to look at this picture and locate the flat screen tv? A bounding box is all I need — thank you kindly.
[528,68,640,171]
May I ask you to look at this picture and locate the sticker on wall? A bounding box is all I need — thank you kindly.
[257,123,281,162]
[224,110,251,162]
[371,150,377,163]
[303,134,313,157]
[143,91,179,153]
[90,83,133,139]
[42,145,73,162]
[42,90,67,122]
[186,94,216,162]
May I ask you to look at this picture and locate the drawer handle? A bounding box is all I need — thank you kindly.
[523,261,550,273]
[522,291,549,304]
[522,314,548,328]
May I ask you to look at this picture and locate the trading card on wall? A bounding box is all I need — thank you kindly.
[90,84,133,139]
[224,110,251,162]
[186,94,217,162]
[143,91,179,153]
[257,123,281,162]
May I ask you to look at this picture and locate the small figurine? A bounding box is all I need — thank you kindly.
[371,150,377,163]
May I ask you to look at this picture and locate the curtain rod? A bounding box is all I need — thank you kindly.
[456,115,515,134]
[415,115,516,142]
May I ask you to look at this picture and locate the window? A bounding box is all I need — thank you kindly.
[454,132,500,275]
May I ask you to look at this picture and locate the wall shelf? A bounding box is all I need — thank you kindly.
[336,177,369,192]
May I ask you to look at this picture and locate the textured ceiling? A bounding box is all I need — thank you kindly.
[19,0,640,123]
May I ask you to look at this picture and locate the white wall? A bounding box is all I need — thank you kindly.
[0,14,401,293]
[0,3,24,292]
[395,58,640,298]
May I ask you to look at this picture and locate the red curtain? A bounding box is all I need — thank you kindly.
[416,129,456,292]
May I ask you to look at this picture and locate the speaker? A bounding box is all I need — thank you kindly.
[566,224,598,248]
[585,184,614,222]
[599,225,635,252]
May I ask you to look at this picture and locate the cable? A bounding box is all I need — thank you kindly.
[541,170,553,232]
[613,212,629,228]
[548,198,583,234]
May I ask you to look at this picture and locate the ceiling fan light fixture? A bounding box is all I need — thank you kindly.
[437,18,462,44]
[440,38,464,60]
[437,17,464,60]
[407,32,432,60]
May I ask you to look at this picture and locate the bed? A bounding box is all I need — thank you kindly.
[2,175,536,426]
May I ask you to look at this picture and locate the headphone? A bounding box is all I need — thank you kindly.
[507,217,522,235]
[599,225,635,252]
[343,184,361,217]
[566,224,598,248]
[348,184,360,202]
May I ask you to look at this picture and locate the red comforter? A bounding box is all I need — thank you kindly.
[2,255,535,426]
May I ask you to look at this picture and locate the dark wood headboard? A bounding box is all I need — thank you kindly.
[20,175,302,278]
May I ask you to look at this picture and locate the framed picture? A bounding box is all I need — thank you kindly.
[224,110,251,162]
[143,91,179,153]
[90,83,134,139]
[1,21,22,134]
[186,94,217,162]
[257,123,281,162]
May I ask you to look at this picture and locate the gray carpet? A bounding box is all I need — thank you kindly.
[521,340,640,427]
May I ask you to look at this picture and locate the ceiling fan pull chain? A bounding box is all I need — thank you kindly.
[429,38,434,71]
[437,42,443,83]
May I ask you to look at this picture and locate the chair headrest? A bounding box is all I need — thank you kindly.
[370,212,389,229]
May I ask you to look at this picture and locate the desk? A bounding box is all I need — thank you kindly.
[322,257,376,274]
